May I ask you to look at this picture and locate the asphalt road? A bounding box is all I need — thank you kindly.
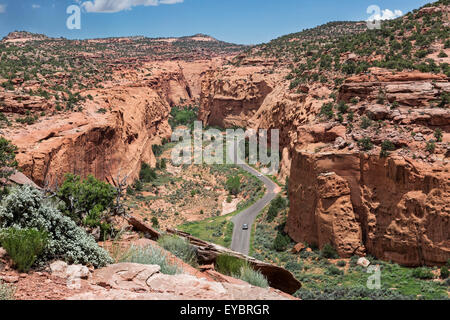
[230,164,279,255]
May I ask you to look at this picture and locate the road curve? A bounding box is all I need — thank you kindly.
[230,164,279,255]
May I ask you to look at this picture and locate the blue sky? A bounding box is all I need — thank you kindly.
[0,0,433,44]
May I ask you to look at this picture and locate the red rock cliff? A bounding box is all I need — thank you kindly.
[287,150,450,266]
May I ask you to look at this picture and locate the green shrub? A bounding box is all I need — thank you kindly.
[169,106,198,129]
[440,266,449,279]
[326,265,344,275]
[426,141,436,154]
[0,138,18,184]
[337,101,349,114]
[380,140,396,157]
[0,185,112,267]
[266,196,287,222]
[215,254,248,276]
[239,266,269,288]
[140,163,157,183]
[320,102,334,119]
[157,235,198,267]
[434,129,443,143]
[120,245,181,275]
[273,233,290,252]
[152,145,163,157]
[0,282,15,300]
[226,175,241,196]
[57,174,115,226]
[337,260,347,267]
[358,138,373,151]
[134,180,143,192]
[320,244,339,259]
[0,228,48,272]
[412,267,434,280]
[151,217,159,228]
[360,116,372,129]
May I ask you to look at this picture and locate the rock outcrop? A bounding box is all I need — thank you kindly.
[199,66,277,128]
[339,68,449,108]
[68,263,294,300]
[287,150,450,266]
[4,85,171,186]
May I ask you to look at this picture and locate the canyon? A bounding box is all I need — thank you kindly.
[0,1,449,301]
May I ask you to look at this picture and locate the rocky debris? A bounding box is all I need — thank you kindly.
[286,150,450,266]
[68,263,293,300]
[167,229,301,294]
[334,137,347,150]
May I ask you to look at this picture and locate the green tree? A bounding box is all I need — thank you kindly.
[380,140,396,158]
[358,138,373,151]
[140,163,157,182]
[434,128,443,143]
[57,174,115,226]
[273,233,290,252]
[226,175,241,196]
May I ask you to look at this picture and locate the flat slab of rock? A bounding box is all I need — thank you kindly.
[68,263,293,300]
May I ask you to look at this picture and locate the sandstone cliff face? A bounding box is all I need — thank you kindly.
[287,150,450,266]
[2,59,221,187]
[5,85,171,187]
[339,68,450,108]
[199,66,277,128]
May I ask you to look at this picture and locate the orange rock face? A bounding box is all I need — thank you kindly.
[339,68,450,107]
[5,85,171,187]
[287,150,450,266]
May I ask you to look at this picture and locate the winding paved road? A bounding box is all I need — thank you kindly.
[231,164,279,255]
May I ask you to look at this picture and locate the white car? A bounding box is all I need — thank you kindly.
[242,224,249,230]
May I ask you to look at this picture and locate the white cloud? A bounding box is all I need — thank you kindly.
[32,4,41,9]
[81,0,184,13]
[0,4,6,13]
[373,9,403,21]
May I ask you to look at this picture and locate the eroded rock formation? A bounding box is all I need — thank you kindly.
[287,150,450,266]
[5,85,171,186]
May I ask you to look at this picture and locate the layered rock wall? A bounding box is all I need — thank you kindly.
[287,150,450,266]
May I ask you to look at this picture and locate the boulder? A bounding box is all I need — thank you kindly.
[50,261,68,277]
[291,243,306,254]
[50,261,90,280]
[357,257,371,268]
